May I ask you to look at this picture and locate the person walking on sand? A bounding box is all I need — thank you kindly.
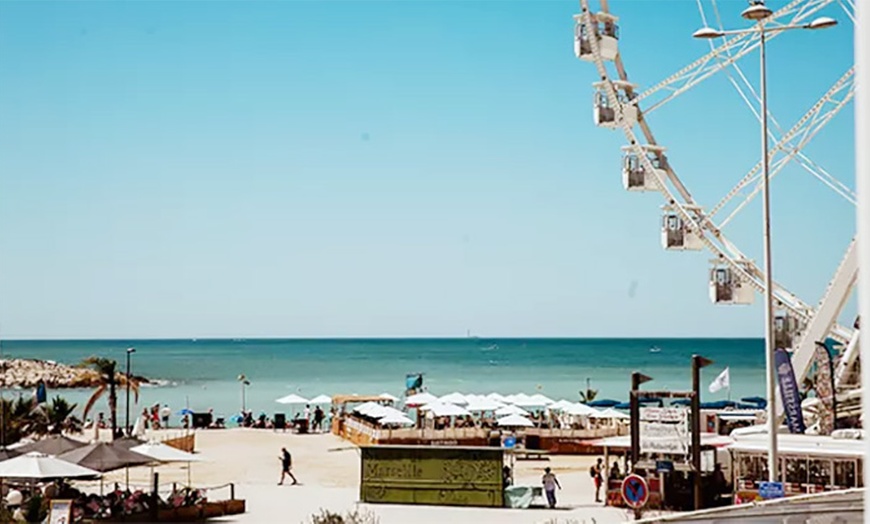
[541,467,561,508]
[590,457,604,503]
[278,448,298,486]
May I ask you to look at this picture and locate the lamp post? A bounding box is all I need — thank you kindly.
[238,374,250,413]
[691,355,713,510]
[694,3,837,483]
[125,347,136,436]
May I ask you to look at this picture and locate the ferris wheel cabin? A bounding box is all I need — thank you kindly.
[661,206,703,251]
[709,263,754,305]
[573,12,619,62]
[774,312,804,351]
[621,144,665,192]
[593,80,638,129]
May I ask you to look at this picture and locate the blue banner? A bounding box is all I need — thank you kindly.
[775,349,806,434]
[34,380,47,405]
[405,374,423,391]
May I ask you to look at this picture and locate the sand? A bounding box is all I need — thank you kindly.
[84,428,631,523]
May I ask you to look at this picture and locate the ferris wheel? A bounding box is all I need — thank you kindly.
[574,0,859,400]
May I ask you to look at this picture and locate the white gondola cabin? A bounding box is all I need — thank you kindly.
[709,263,754,305]
[621,144,665,192]
[593,80,638,129]
[774,312,804,351]
[661,206,703,251]
[573,12,620,62]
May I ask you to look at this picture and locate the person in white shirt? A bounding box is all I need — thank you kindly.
[542,467,561,508]
[303,404,311,422]
[160,405,171,428]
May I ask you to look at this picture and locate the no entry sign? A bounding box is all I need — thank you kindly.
[621,474,649,509]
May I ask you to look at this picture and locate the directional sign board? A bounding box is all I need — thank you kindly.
[640,407,689,455]
[758,481,785,500]
[621,474,649,509]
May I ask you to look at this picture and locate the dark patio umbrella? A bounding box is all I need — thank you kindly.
[0,447,21,462]
[58,442,152,473]
[18,435,87,456]
[112,436,146,450]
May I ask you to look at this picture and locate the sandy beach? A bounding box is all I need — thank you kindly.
[86,428,630,523]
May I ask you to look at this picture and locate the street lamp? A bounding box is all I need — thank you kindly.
[238,374,251,413]
[694,3,837,483]
[125,347,136,436]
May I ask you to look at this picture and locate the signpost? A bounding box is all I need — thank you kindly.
[621,474,649,511]
[758,481,785,500]
[639,407,690,455]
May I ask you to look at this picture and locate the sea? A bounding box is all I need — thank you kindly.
[0,338,765,422]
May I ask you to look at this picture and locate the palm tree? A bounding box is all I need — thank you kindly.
[80,356,139,439]
[30,396,83,436]
[579,377,598,404]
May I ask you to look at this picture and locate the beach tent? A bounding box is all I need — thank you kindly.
[419,402,471,418]
[439,392,468,405]
[464,398,504,412]
[378,393,399,402]
[0,452,100,480]
[18,435,87,456]
[496,414,534,428]
[495,404,530,417]
[404,392,438,407]
[309,395,333,405]
[275,393,309,405]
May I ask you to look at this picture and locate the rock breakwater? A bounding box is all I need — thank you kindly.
[0,358,150,389]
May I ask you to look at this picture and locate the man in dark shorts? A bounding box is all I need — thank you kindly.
[278,447,298,485]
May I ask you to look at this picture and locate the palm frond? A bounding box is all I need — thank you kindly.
[82,384,107,419]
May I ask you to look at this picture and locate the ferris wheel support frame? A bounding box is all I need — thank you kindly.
[579,0,857,388]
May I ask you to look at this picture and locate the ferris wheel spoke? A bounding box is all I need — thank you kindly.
[708,69,854,224]
[635,0,837,115]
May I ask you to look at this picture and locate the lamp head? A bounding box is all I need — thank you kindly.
[126,347,136,354]
[741,3,773,21]
[807,16,837,29]
[693,27,724,39]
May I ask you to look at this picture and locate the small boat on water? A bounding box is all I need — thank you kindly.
[649,346,661,353]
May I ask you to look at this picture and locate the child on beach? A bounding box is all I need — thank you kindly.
[278,448,298,486]
[541,467,561,508]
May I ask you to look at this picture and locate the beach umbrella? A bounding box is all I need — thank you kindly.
[0,452,100,480]
[0,447,21,462]
[496,414,534,428]
[378,393,399,402]
[131,442,202,486]
[275,393,309,405]
[112,436,146,450]
[18,435,87,456]
[378,413,414,426]
[588,399,621,408]
[419,402,471,417]
[530,394,555,406]
[590,408,630,420]
[439,392,468,405]
[563,402,601,417]
[404,392,438,407]
[178,408,195,416]
[486,393,508,403]
[58,442,153,473]
[309,394,333,404]
[495,404,529,417]
[547,400,573,412]
[464,398,504,412]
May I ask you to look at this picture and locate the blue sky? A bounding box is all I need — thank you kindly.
[0,1,856,339]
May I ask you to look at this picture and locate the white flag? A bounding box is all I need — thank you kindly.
[708,367,730,394]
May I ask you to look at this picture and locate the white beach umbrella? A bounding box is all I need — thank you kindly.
[495,404,529,417]
[513,396,547,408]
[563,402,601,417]
[353,402,385,416]
[464,398,504,412]
[530,394,555,406]
[496,414,534,428]
[548,400,573,412]
[439,392,468,405]
[130,442,202,463]
[379,393,399,402]
[590,408,630,419]
[374,406,407,419]
[487,393,508,403]
[420,402,471,417]
[309,394,333,404]
[275,393,310,405]
[404,392,438,406]
[378,413,414,426]
[0,452,101,480]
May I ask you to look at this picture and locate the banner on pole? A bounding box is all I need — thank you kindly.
[775,348,806,434]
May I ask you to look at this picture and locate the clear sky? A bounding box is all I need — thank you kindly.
[0,1,856,339]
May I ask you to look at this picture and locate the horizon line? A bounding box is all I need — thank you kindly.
[0,335,765,343]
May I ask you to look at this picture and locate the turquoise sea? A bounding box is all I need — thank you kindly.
[0,338,765,422]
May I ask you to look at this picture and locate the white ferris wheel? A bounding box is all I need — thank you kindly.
[574,0,860,414]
